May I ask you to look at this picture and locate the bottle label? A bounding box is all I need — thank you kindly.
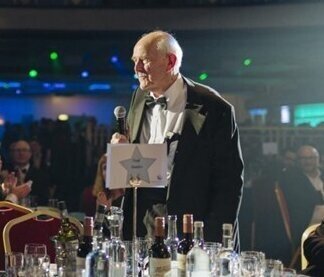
[177,253,187,277]
[76,256,85,270]
[149,257,171,277]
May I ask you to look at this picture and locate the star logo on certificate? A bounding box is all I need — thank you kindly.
[120,146,155,184]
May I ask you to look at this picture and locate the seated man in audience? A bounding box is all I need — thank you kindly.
[280,145,324,252]
[0,156,31,203]
[302,219,324,276]
[4,139,52,206]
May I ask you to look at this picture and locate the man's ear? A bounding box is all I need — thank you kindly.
[167,53,177,71]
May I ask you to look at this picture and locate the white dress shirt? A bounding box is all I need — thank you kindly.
[140,74,187,144]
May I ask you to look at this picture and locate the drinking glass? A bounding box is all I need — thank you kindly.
[5,252,24,277]
[281,268,297,276]
[136,237,151,276]
[264,259,283,277]
[24,243,47,275]
[24,243,47,257]
[124,240,136,277]
[204,242,222,276]
[240,250,266,275]
[240,255,259,277]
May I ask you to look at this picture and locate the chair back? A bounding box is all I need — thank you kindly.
[300,223,320,270]
[0,201,32,270]
[274,183,301,268]
[3,209,83,263]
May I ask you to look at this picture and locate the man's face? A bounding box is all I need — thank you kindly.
[298,149,319,174]
[132,39,170,94]
[10,141,32,167]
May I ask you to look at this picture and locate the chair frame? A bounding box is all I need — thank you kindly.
[3,209,83,254]
[300,223,320,270]
[0,201,33,213]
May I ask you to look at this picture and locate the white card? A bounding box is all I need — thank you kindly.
[106,143,168,189]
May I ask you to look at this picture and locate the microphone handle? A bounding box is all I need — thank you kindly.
[117,117,127,136]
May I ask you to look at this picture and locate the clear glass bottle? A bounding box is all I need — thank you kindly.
[85,205,109,277]
[106,212,127,277]
[177,214,194,277]
[217,223,239,277]
[186,221,210,277]
[149,217,171,277]
[76,216,94,272]
[93,204,107,250]
[165,215,179,262]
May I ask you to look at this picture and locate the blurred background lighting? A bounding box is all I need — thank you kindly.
[199,72,208,81]
[243,58,252,66]
[58,114,69,121]
[50,51,59,60]
[29,69,38,78]
[81,70,89,78]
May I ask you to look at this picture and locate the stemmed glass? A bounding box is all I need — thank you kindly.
[5,252,24,277]
[24,243,48,275]
[136,237,151,276]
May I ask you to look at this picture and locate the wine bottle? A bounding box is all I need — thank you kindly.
[177,214,194,277]
[149,217,171,277]
[56,200,80,273]
[76,216,94,272]
[186,221,210,276]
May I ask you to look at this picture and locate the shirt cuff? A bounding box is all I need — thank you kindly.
[5,193,18,204]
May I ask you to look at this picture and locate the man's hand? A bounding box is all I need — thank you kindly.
[1,172,17,195]
[11,182,32,199]
[111,133,129,144]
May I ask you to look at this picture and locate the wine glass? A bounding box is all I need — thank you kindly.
[24,243,47,275]
[5,252,24,277]
[136,237,151,276]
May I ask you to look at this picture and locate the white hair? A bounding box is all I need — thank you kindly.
[142,31,183,73]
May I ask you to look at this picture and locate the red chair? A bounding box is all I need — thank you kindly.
[0,201,32,270]
[3,209,83,263]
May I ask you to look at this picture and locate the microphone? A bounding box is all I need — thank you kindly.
[113,106,127,135]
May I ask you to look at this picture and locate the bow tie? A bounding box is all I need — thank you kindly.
[145,95,167,110]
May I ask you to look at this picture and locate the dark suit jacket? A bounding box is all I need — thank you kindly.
[280,167,324,248]
[123,76,244,246]
[6,164,51,206]
[302,220,324,277]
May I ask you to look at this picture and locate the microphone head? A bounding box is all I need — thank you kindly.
[114,106,126,119]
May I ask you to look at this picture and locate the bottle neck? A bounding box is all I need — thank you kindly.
[110,225,121,240]
[183,232,193,241]
[167,219,178,239]
[154,236,165,244]
[193,226,204,247]
[222,235,233,250]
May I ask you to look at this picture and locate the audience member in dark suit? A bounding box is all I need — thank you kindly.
[109,30,244,246]
[5,140,52,206]
[280,145,324,250]
[0,156,31,203]
[301,219,324,277]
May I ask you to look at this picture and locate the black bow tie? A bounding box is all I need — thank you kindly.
[145,95,167,110]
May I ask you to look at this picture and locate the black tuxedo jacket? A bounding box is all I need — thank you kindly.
[123,77,244,245]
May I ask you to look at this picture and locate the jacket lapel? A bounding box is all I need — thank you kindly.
[182,77,206,136]
[129,90,147,143]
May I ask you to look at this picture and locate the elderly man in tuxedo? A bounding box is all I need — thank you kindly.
[110,30,244,247]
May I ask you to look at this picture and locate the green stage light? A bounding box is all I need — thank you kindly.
[199,73,208,81]
[243,58,252,66]
[29,69,38,78]
[50,51,58,60]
